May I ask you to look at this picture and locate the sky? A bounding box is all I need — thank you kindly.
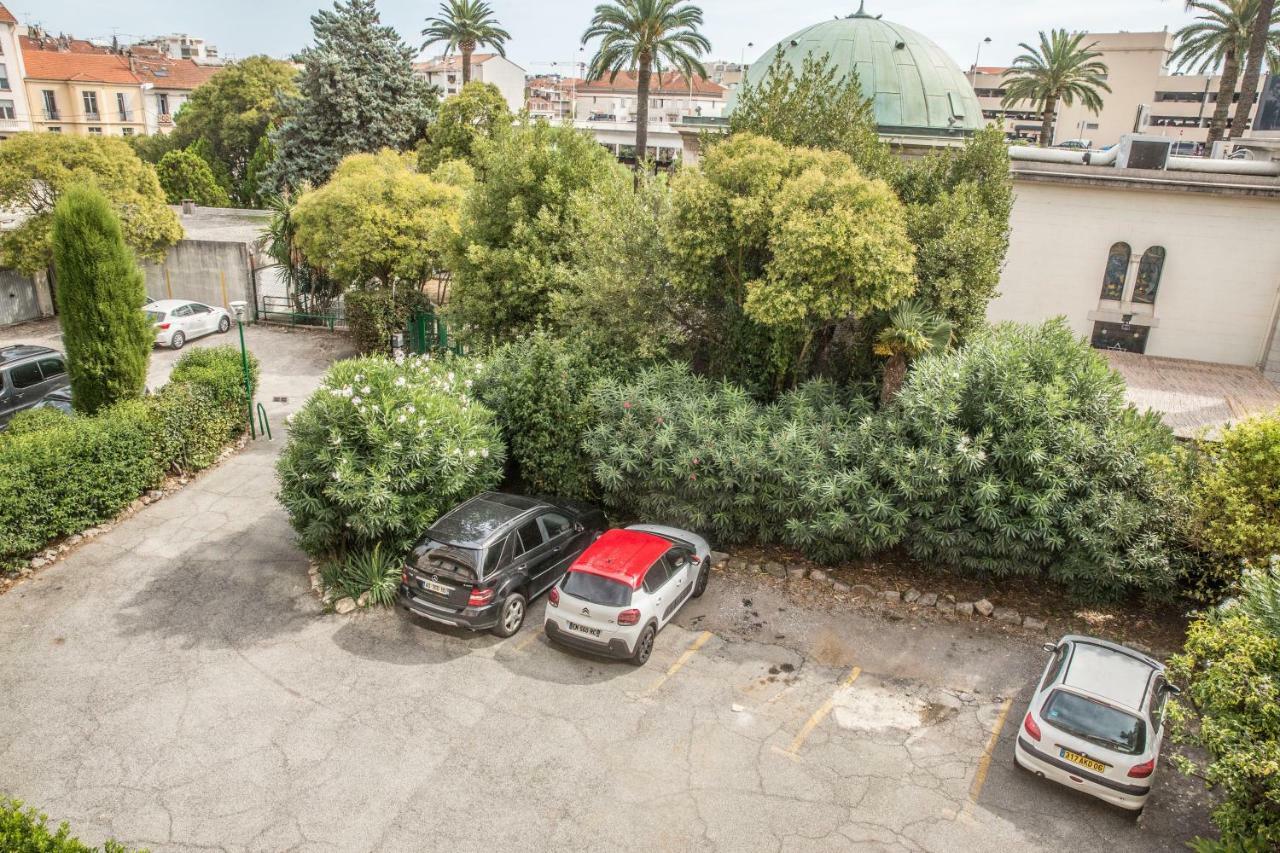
[18,0,1201,75]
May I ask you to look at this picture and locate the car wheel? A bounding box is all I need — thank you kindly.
[218,315,231,333]
[170,331,186,350]
[692,557,710,598]
[630,624,656,666]
[492,591,527,638]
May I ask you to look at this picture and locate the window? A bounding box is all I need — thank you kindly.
[514,519,543,554]
[157,93,170,116]
[0,99,13,120]
[1133,246,1166,305]
[561,571,631,606]
[538,512,572,540]
[8,361,44,389]
[187,303,211,314]
[122,127,134,137]
[1042,689,1146,755]
[1100,242,1130,301]
[47,127,62,133]
[0,62,8,90]
[642,557,672,593]
[1150,678,1169,735]
[42,90,58,120]
[171,304,193,317]
[88,127,103,135]
[1091,321,1149,354]
[37,358,66,380]
[1040,645,1068,692]
[483,535,514,574]
[82,91,99,119]
[117,92,130,121]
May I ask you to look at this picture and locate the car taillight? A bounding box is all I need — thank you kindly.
[618,608,640,626]
[157,323,170,330]
[549,586,560,606]
[1023,712,1041,741]
[401,569,409,585]
[1127,759,1155,778]
[468,588,494,607]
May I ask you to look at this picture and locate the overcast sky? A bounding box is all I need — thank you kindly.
[19,0,1199,74]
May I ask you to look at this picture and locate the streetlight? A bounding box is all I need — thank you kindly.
[970,36,992,87]
[229,300,256,438]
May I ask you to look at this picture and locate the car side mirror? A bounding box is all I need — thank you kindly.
[1041,642,1058,654]
[574,522,584,534]
[1161,683,1181,696]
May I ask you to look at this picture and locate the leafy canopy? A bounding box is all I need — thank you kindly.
[292,149,464,289]
[155,149,232,207]
[269,0,437,191]
[0,134,181,274]
[1191,410,1280,570]
[51,185,151,415]
[417,81,512,171]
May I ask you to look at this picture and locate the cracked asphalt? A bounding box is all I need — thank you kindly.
[0,324,1216,852]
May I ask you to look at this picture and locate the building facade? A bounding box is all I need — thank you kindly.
[132,34,222,65]
[971,31,1260,148]
[0,3,33,139]
[414,53,526,113]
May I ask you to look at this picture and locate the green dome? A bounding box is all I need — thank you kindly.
[736,3,984,136]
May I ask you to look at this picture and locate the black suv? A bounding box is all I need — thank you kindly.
[400,492,607,637]
[0,345,70,429]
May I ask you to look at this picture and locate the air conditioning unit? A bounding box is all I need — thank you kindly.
[1116,134,1173,170]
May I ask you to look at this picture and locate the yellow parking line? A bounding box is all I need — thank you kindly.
[960,697,1015,821]
[642,630,712,696]
[513,630,542,653]
[785,665,861,755]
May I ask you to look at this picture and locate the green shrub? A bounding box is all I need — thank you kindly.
[277,354,505,559]
[0,798,140,852]
[884,320,1187,600]
[4,407,74,436]
[1169,563,1280,847]
[344,287,430,355]
[319,543,401,606]
[0,402,161,568]
[144,383,231,473]
[476,330,602,498]
[167,344,259,420]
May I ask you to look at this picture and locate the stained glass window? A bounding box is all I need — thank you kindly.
[1133,246,1166,305]
[1100,242,1130,301]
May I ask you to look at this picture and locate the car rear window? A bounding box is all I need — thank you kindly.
[1042,690,1146,755]
[562,571,631,607]
[145,310,165,324]
[411,540,480,580]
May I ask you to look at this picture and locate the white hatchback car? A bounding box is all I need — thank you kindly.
[145,299,232,349]
[544,524,711,665]
[1015,635,1177,812]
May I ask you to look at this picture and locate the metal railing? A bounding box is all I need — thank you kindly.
[407,308,464,356]
[257,295,346,331]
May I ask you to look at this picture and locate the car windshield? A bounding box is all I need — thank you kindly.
[562,571,631,607]
[144,311,165,324]
[1043,690,1146,755]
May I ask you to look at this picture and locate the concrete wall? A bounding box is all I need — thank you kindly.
[990,177,1280,368]
[142,239,256,317]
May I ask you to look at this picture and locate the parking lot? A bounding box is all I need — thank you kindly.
[0,318,1214,851]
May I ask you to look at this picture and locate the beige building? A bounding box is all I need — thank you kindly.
[972,30,1259,149]
[0,3,33,138]
[990,159,1280,381]
[414,53,527,113]
[21,40,147,137]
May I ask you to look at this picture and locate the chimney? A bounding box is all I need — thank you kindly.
[181,199,196,215]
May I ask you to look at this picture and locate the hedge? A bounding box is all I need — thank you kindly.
[0,346,258,570]
[0,798,140,852]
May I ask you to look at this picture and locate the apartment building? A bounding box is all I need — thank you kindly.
[971,30,1261,148]
[0,3,33,139]
[131,54,219,134]
[526,75,581,121]
[414,53,526,113]
[574,71,726,123]
[132,33,223,65]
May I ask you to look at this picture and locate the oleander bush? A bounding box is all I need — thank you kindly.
[276,354,505,559]
[0,798,140,852]
[344,287,431,355]
[1169,560,1280,849]
[476,330,603,499]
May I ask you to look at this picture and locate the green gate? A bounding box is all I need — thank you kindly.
[406,308,463,356]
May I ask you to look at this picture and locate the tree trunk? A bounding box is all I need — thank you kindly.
[461,41,475,84]
[880,354,908,406]
[1038,94,1058,147]
[1229,0,1275,139]
[635,54,652,165]
[1207,48,1240,150]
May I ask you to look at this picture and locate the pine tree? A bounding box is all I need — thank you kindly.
[51,185,152,414]
[268,0,436,190]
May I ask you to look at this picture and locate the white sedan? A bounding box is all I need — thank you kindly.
[544,524,711,666]
[1015,635,1177,812]
[145,299,233,349]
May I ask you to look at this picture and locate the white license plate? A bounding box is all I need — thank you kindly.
[567,620,601,638]
[420,579,452,595]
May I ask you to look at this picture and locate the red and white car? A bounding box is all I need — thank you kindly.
[544,525,711,666]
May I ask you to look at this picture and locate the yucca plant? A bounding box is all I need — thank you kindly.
[874,299,953,406]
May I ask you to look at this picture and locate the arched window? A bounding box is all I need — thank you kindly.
[1100,242,1130,301]
[1133,246,1166,304]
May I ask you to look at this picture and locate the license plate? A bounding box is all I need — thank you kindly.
[567,621,601,638]
[1059,747,1106,774]
[419,578,452,596]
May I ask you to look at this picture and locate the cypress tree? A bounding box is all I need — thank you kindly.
[51,184,151,414]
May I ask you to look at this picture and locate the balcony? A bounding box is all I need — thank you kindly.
[43,110,59,121]
[85,112,101,121]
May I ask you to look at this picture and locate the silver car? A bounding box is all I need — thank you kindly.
[1014,635,1177,812]
[0,345,70,428]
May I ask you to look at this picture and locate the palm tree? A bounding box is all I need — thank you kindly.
[421,0,511,85]
[1173,1,1279,149]
[582,0,710,164]
[1229,0,1280,138]
[1001,29,1111,147]
[874,300,953,406]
